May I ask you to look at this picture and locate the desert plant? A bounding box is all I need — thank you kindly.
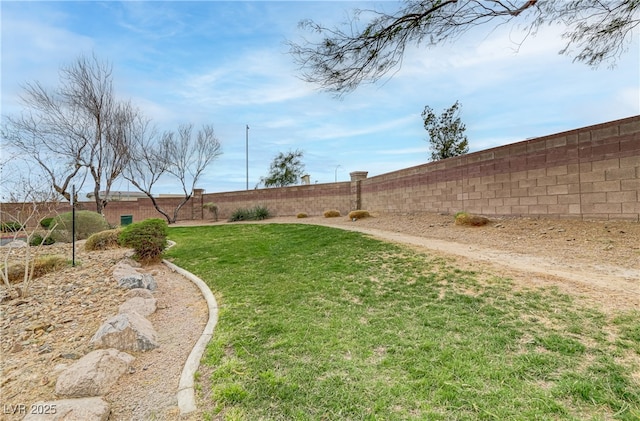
[40,217,55,228]
[28,233,56,247]
[1,193,61,297]
[348,210,370,220]
[297,212,308,218]
[51,210,111,242]
[253,205,270,220]
[1,222,23,232]
[323,210,341,218]
[118,218,168,263]
[203,202,219,221]
[85,228,122,251]
[228,206,271,222]
[454,212,490,226]
[1,255,68,284]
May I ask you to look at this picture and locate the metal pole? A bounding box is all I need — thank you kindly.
[246,125,249,190]
[71,184,76,267]
[335,165,341,182]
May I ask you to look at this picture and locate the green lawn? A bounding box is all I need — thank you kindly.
[166,224,640,421]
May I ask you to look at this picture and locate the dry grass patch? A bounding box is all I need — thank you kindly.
[348,210,370,220]
[454,211,490,226]
[2,255,69,283]
[323,209,341,218]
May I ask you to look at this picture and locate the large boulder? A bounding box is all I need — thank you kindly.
[119,296,157,317]
[23,397,110,420]
[55,349,134,398]
[90,312,159,351]
[112,261,157,291]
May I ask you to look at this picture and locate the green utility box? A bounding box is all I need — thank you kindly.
[120,215,133,226]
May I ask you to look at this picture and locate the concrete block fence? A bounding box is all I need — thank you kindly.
[2,116,638,225]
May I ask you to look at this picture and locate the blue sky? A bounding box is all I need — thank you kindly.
[2,1,639,195]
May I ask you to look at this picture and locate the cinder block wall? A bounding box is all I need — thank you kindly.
[1,116,638,225]
[359,116,639,221]
[202,182,352,220]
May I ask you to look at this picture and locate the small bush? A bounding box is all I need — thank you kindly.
[29,233,56,247]
[85,228,122,251]
[454,212,490,227]
[40,217,55,229]
[253,205,270,220]
[203,202,219,221]
[323,210,341,218]
[51,210,110,242]
[118,218,168,263]
[296,212,308,218]
[2,255,68,283]
[228,206,271,222]
[348,210,370,220]
[1,222,23,232]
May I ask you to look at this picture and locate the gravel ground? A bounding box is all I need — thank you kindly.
[1,212,638,420]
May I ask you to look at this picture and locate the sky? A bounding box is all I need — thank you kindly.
[1,1,639,196]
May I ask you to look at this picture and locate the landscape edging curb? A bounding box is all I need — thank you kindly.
[162,259,219,415]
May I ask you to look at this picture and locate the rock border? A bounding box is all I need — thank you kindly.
[162,259,219,415]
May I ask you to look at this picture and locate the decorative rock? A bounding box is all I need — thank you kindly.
[112,261,157,291]
[1,239,27,248]
[23,397,110,420]
[116,274,157,291]
[55,349,134,397]
[90,312,159,351]
[119,296,157,317]
[124,288,154,300]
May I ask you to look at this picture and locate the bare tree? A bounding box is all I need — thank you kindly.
[0,178,60,298]
[289,0,639,95]
[3,54,137,213]
[124,123,222,224]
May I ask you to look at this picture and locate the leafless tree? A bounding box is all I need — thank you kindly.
[289,0,639,95]
[0,178,60,298]
[3,54,138,213]
[124,123,222,224]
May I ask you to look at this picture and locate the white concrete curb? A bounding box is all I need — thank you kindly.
[162,258,219,415]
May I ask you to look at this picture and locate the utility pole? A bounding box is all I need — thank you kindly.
[246,124,249,190]
[335,164,341,182]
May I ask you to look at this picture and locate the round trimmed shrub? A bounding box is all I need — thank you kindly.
[323,210,341,218]
[348,210,370,220]
[118,218,168,263]
[454,212,490,227]
[296,212,308,218]
[40,217,55,229]
[29,233,56,246]
[51,210,111,242]
[85,228,122,251]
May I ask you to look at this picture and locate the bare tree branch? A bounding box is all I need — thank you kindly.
[289,0,638,95]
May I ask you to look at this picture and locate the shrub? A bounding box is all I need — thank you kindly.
[2,255,68,283]
[51,210,111,242]
[296,212,308,218]
[253,205,270,220]
[454,212,490,227]
[85,228,122,251]
[40,217,55,229]
[348,210,370,220]
[118,218,168,263]
[1,222,23,232]
[228,206,271,222]
[203,202,219,221]
[29,233,56,246]
[323,210,341,218]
